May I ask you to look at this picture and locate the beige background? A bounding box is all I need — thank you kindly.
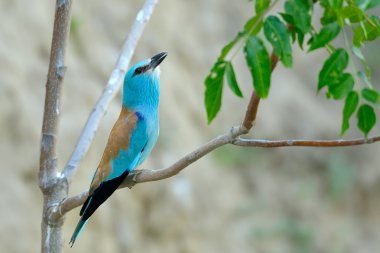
[1,0,380,252]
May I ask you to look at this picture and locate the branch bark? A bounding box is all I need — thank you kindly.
[40,1,72,253]
[233,136,380,147]
[62,0,159,182]
[55,128,249,216]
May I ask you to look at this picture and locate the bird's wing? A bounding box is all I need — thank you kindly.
[71,108,149,246]
[137,123,159,167]
[89,108,149,195]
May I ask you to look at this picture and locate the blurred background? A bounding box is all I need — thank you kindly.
[1,0,380,252]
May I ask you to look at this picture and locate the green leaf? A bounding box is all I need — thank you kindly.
[204,62,227,123]
[244,36,271,98]
[367,0,380,9]
[353,16,380,47]
[328,0,343,9]
[352,47,372,78]
[263,16,293,68]
[225,62,243,97]
[244,16,264,36]
[297,29,305,49]
[361,88,379,103]
[285,0,312,34]
[351,46,365,61]
[342,5,364,23]
[309,22,341,52]
[217,32,244,62]
[217,15,264,62]
[328,73,354,100]
[341,91,359,135]
[357,71,373,87]
[356,0,380,10]
[318,48,349,91]
[321,6,337,25]
[256,0,270,15]
[280,12,294,25]
[357,104,376,137]
[320,0,330,7]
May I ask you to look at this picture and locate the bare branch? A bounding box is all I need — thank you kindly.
[51,190,89,221]
[62,0,159,182]
[121,125,247,187]
[40,1,72,252]
[233,136,380,147]
[59,133,380,216]
[55,125,247,216]
[242,92,261,130]
[39,0,72,191]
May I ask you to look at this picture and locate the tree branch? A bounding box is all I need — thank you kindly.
[121,126,247,186]
[233,136,380,147]
[57,130,380,217]
[40,1,72,252]
[51,190,89,221]
[55,125,246,216]
[62,0,159,182]
[39,0,72,191]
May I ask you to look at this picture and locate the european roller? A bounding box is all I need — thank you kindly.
[70,52,167,246]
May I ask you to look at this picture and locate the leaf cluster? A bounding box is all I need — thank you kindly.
[204,0,380,137]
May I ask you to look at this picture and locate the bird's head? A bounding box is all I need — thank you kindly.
[123,52,167,109]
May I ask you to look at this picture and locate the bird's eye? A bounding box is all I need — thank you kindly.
[134,67,143,75]
[132,65,149,77]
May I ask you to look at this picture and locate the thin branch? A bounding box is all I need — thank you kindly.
[233,136,380,147]
[242,92,261,130]
[57,131,380,216]
[56,125,247,216]
[122,126,247,186]
[62,0,159,182]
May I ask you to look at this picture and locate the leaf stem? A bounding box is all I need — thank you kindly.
[342,26,361,88]
[228,0,280,61]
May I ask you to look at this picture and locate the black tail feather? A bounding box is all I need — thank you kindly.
[70,170,129,246]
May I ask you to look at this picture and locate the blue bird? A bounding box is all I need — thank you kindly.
[70,52,167,246]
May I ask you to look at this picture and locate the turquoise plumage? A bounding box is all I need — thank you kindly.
[70,52,167,246]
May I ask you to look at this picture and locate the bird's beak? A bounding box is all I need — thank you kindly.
[149,52,168,70]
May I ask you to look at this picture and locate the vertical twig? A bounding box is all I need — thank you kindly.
[40,1,72,252]
[62,0,159,182]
